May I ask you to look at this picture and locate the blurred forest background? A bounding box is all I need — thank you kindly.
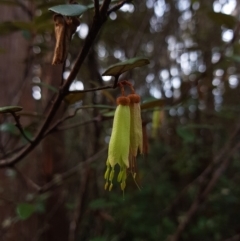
[0,0,240,241]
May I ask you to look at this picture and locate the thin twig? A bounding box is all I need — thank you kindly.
[57,118,97,131]
[16,0,33,19]
[10,112,33,143]
[107,0,132,15]
[38,147,107,194]
[67,84,112,94]
[113,75,120,88]
[43,107,85,137]
[94,0,100,17]
[44,103,113,135]
[100,0,112,15]
[13,167,40,191]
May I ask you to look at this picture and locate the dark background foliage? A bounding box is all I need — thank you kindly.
[0,0,240,241]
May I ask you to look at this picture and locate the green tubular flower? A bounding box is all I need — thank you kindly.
[128,94,143,157]
[104,96,130,191]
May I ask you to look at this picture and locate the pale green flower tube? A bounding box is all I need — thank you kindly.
[108,104,130,168]
[104,96,130,191]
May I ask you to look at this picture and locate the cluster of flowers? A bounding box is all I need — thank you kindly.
[104,81,143,191]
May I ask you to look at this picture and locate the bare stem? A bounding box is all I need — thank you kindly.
[11,112,33,143]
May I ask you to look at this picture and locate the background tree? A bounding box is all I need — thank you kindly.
[0,0,240,241]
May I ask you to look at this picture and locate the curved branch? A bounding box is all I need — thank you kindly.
[0,0,112,168]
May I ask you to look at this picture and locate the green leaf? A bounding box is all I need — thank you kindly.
[141,98,165,110]
[0,21,33,35]
[228,55,240,63]
[207,11,237,29]
[177,126,195,143]
[17,111,42,118]
[102,57,150,76]
[64,92,85,104]
[49,4,88,16]
[0,123,18,135]
[16,203,36,220]
[80,105,115,110]
[0,106,23,113]
[89,198,116,209]
[89,238,108,241]
[181,124,220,130]
[65,202,75,210]
[0,0,20,6]
[89,81,115,104]
[34,202,46,213]
[101,110,115,118]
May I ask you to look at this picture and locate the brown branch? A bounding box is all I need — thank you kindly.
[170,142,240,241]
[107,0,132,15]
[94,0,100,17]
[16,0,33,19]
[44,103,114,135]
[0,0,112,168]
[57,118,98,131]
[13,167,40,191]
[10,112,33,143]
[67,84,112,94]
[100,0,112,15]
[43,107,85,137]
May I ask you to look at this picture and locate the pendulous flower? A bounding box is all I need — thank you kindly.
[104,96,131,191]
